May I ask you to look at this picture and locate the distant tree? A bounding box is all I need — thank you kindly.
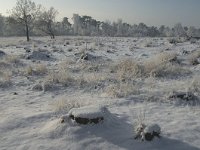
[0,14,4,36]
[72,14,82,35]
[62,17,71,30]
[159,25,165,36]
[9,0,41,41]
[101,20,115,36]
[173,23,186,37]
[5,17,25,36]
[116,19,123,36]
[147,26,159,37]
[187,26,199,37]
[36,7,58,39]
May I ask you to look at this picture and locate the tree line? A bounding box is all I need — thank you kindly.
[0,0,200,41]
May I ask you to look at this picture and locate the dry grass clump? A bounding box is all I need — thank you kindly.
[188,76,200,93]
[144,52,177,69]
[0,55,21,69]
[113,52,184,80]
[53,96,93,112]
[143,52,189,78]
[53,98,81,112]
[116,59,144,81]
[148,63,190,78]
[24,64,48,76]
[34,64,48,75]
[188,50,200,65]
[106,82,139,98]
[45,70,74,87]
[4,55,21,64]
[0,70,12,88]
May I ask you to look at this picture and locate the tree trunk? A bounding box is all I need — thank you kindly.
[52,34,55,39]
[26,23,30,41]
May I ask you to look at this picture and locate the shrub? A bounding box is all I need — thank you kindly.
[188,50,200,65]
[106,82,139,98]
[116,59,144,81]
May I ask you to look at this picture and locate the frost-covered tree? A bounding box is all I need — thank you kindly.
[9,0,41,41]
[36,7,58,39]
[116,19,123,36]
[62,17,71,33]
[187,26,199,37]
[173,23,186,37]
[72,14,82,35]
[0,14,5,36]
[101,20,115,36]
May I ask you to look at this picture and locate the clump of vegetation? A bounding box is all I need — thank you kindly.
[188,50,200,65]
[45,70,74,87]
[144,52,189,78]
[0,70,12,88]
[24,64,48,76]
[106,82,139,98]
[116,59,144,81]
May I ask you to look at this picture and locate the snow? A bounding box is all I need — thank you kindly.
[0,36,200,150]
[68,106,108,119]
[144,124,161,134]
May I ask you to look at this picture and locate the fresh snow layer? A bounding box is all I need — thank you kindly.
[0,36,200,150]
[144,124,161,133]
[68,106,107,119]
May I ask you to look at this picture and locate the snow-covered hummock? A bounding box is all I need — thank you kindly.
[144,124,161,134]
[68,106,108,119]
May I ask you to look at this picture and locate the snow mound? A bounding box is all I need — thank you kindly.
[75,52,110,63]
[40,119,64,134]
[144,124,161,134]
[60,106,116,125]
[68,106,108,119]
[26,50,52,61]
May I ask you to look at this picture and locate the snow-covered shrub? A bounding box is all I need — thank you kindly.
[134,110,161,141]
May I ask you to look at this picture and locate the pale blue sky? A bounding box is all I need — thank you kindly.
[0,0,200,27]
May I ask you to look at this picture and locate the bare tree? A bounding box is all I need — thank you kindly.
[36,7,58,39]
[9,0,41,41]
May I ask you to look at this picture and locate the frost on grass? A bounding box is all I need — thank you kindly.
[143,52,190,78]
[106,82,139,98]
[116,59,144,80]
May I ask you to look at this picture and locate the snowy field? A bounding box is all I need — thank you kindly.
[0,36,200,150]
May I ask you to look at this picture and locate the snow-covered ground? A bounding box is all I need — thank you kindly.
[0,36,200,150]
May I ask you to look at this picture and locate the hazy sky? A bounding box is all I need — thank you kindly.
[0,0,200,27]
